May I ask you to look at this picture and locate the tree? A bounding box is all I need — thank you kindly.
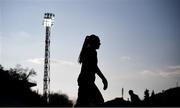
[8,64,36,81]
[151,90,155,97]
[49,93,73,107]
[0,64,43,106]
[144,89,149,100]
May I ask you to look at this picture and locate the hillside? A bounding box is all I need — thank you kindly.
[104,87,180,106]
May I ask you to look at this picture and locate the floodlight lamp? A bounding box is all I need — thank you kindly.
[43,13,55,27]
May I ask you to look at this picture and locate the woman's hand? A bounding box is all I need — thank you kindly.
[102,78,108,90]
[96,66,108,90]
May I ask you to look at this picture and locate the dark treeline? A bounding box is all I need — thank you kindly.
[0,64,73,107]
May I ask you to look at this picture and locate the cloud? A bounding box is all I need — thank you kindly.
[0,32,2,42]
[120,56,131,61]
[27,58,79,67]
[168,65,180,70]
[0,32,3,42]
[3,31,35,42]
[140,65,180,78]
[141,70,157,76]
[51,59,78,67]
[27,58,44,64]
[8,31,31,39]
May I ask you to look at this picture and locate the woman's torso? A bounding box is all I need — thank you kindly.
[78,48,97,86]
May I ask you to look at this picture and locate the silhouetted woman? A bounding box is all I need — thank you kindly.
[75,34,108,106]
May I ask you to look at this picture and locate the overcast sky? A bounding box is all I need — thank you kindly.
[0,0,180,101]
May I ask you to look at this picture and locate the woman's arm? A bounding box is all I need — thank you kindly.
[96,66,108,90]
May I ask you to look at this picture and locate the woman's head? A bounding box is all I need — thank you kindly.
[85,34,101,49]
[78,34,101,64]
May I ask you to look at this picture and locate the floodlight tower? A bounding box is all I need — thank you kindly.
[43,13,55,102]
